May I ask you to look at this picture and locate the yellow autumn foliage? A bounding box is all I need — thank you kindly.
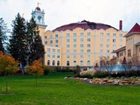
[0,51,18,75]
[26,59,44,75]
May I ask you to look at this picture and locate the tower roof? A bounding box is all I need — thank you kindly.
[35,6,41,11]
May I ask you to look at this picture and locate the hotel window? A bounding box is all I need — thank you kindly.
[80,38,84,42]
[45,36,47,39]
[57,49,60,53]
[56,40,58,43]
[80,44,84,47]
[107,50,110,53]
[57,55,60,58]
[50,40,53,44]
[52,55,55,58]
[67,61,70,66]
[47,60,50,66]
[52,60,55,66]
[55,34,58,38]
[87,49,91,53]
[73,39,77,42]
[53,49,55,52]
[67,39,70,42]
[107,33,110,37]
[87,32,91,37]
[73,61,76,65]
[57,61,60,66]
[87,60,90,66]
[87,55,90,58]
[47,54,50,58]
[45,41,47,44]
[106,44,109,48]
[80,33,84,37]
[67,44,70,48]
[107,39,110,42]
[100,33,104,38]
[80,49,84,53]
[66,33,70,38]
[73,33,77,38]
[67,55,70,58]
[80,60,83,65]
[87,44,91,47]
[113,39,116,42]
[113,33,116,38]
[87,38,91,42]
[128,49,131,57]
[56,45,58,47]
[73,44,77,48]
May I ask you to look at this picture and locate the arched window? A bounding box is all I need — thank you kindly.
[67,61,70,66]
[52,60,55,66]
[47,60,50,66]
[57,61,60,66]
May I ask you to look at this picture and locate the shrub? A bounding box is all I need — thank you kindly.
[79,70,96,78]
[93,71,109,78]
[26,59,44,75]
[43,66,56,75]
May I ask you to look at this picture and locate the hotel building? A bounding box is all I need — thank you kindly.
[32,6,126,68]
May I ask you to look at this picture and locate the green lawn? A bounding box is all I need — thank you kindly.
[0,72,140,105]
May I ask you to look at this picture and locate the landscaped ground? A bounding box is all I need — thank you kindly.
[0,72,140,105]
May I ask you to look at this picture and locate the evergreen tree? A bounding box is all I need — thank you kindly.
[26,18,44,64]
[0,18,7,53]
[8,13,27,67]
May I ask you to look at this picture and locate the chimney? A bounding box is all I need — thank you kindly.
[119,20,122,30]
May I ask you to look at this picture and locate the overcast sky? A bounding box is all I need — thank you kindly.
[0,0,140,31]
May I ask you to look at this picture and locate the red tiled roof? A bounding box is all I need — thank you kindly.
[53,20,118,32]
[125,23,140,37]
[129,23,140,33]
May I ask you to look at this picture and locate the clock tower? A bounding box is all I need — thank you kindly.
[31,4,46,27]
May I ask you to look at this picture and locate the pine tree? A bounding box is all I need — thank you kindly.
[8,13,27,67]
[0,18,7,53]
[27,18,44,64]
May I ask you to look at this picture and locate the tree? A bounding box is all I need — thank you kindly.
[0,18,7,53]
[26,18,44,65]
[8,13,27,72]
[0,51,18,93]
[26,59,44,87]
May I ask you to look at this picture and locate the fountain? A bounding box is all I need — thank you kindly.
[111,61,127,72]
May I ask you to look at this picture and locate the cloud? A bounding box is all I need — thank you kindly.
[0,0,140,31]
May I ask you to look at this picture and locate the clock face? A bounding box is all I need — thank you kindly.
[38,16,42,21]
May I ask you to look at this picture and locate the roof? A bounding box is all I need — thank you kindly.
[113,46,126,53]
[135,42,140,46]
[53,20,118,32]
[125,23,140,37]
[35,7,41,11]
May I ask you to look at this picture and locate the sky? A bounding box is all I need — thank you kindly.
[0,0,140,31]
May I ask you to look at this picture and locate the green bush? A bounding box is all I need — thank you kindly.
[93,71,109,78]
[43,66,56,75]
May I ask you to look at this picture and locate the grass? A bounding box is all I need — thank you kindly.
[0,72,140,105]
